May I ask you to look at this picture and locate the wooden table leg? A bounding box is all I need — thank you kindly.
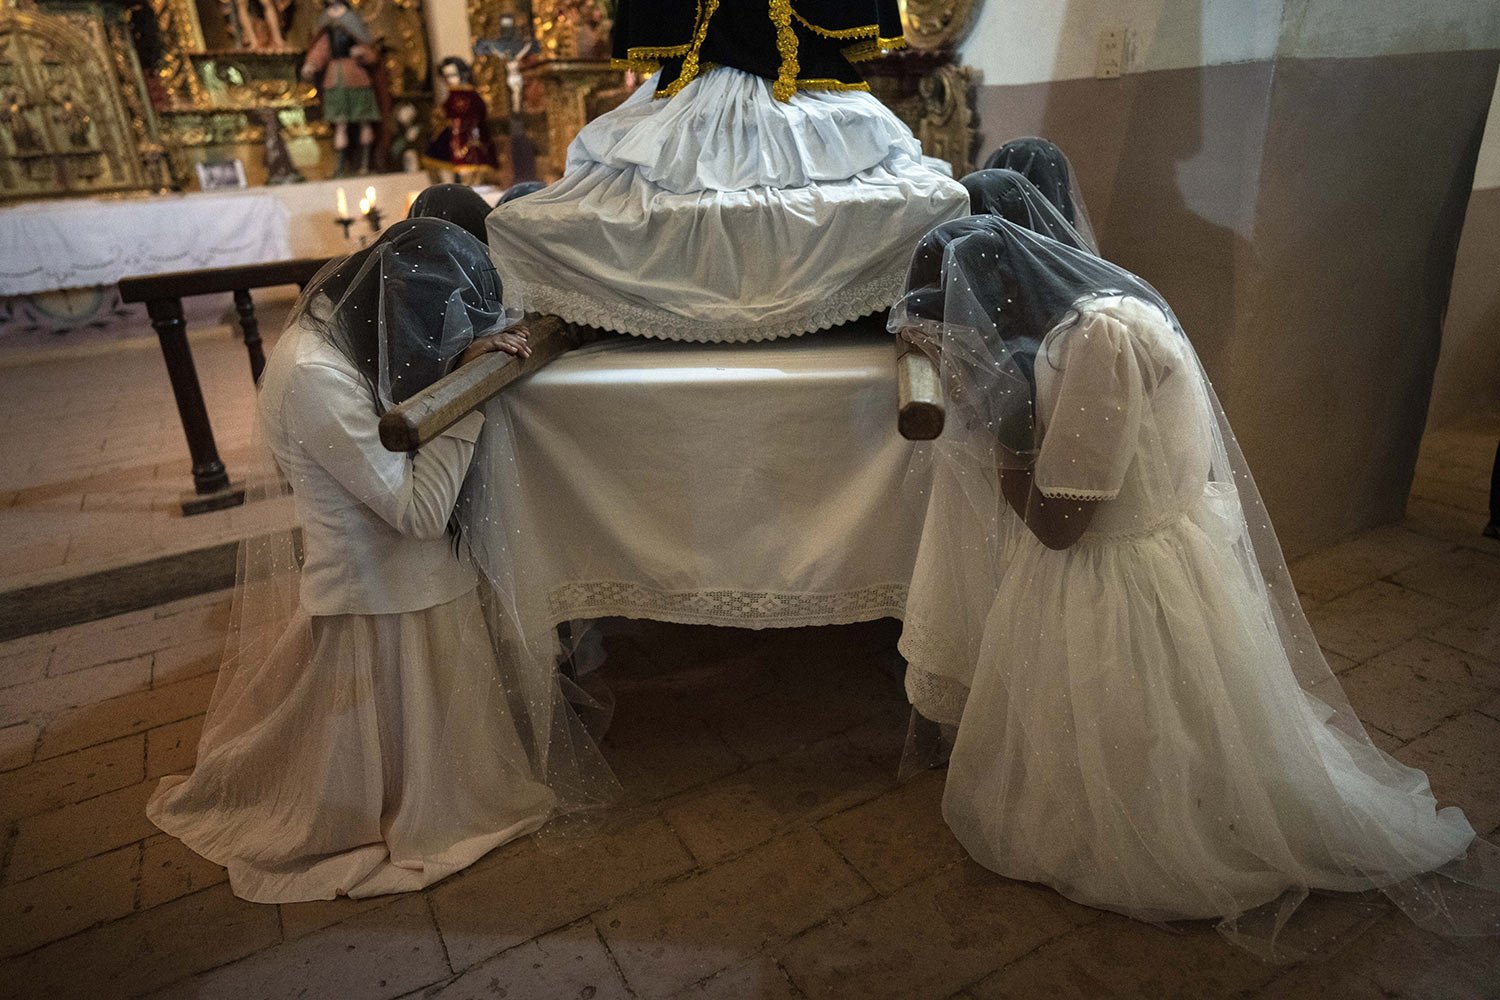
[232,288,266,383]
[147,297,246,515]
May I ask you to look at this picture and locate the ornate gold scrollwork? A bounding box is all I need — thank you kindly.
[899,0,979,51]
[0,4,157,199]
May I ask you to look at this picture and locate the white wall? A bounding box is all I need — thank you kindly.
[1475,75,1500,192]
[1278,0,1500,60]
[422,0,473,67]
[961,0,1500,88]
[960,0,1281,87]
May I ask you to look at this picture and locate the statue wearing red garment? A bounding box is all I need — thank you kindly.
[424,57,498,179]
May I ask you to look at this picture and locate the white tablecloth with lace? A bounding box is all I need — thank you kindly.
[480,329,932,633]
[0,190,292,296]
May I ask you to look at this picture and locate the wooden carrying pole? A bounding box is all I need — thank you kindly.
[897,339,945,441]
[378,316,582,452]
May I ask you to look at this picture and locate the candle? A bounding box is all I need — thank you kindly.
[365,185,377,209]
[359,196,371,216]
[336,186,349,220]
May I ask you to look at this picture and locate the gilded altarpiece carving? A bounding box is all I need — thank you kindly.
[0,0,171,200]
[151,0,433,185]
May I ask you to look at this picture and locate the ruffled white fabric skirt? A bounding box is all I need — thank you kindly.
[486,67,970,342]
[943,495,1475,922]
[147,589,555,903]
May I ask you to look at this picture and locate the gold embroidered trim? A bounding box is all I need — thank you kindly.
[612,56,661,73]
[656,0,721,98]
[843,34,907,62]
[791,10,879,40]
[770,0,801,102]
[796,77,872,92]
[626,43,693,58]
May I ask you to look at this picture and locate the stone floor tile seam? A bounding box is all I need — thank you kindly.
[1387,576,1500,619]
[33,678,213,763]
[588,917,646,1000]
[1423,630,1500,668]
[422,892,458,981]
[956,915,1121,1000]
[807,823,882,903]
[668,957,808,1000]
[0,816,16,884]
[1363,722,1406,750]
[0,724,42,773]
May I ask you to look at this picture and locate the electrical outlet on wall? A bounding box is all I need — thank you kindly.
[1097,26,1126,79]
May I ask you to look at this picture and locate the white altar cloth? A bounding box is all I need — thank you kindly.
[478,330,933,634]
[0,190,292,296]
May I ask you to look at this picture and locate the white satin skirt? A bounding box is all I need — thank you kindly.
[486,67,970,343]
[147,588,556,903]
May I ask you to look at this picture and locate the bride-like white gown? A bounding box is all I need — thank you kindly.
[941,295,1478,924]
[486,67,970,343]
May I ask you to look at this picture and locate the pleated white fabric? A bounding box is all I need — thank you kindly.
[148,590,556,903]
[936,296,1477,925]
[486,67,970,342]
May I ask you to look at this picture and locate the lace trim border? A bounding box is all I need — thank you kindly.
[545,580,909,630]
[505,265,908,343]
[1036,486,1122,502]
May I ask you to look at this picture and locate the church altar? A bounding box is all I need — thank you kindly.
[0,188,291,296]
[479,330,931,633]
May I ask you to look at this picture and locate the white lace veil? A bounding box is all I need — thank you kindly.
[889,212,1498,957]
[982,137,1098,253]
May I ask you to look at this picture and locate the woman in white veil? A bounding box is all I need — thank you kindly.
[982,137,1098,252]
[890,211,1498,956]
[148,218,612,903]
[897,172,1094,736]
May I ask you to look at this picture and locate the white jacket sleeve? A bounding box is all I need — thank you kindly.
[285,362,486,540]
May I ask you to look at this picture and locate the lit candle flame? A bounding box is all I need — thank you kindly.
[364,185,377,209]
[359,196,371,216]
[336,186,349,219]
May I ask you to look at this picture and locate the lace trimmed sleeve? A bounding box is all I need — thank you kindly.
[1033,308,1145,502]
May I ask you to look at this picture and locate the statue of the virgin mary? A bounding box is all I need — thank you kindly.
[487,0,970,343]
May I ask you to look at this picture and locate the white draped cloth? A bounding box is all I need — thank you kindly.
[468,330,930,635]
[485,68,969,343]
[0,191,291,295]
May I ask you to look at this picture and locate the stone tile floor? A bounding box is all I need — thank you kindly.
[0,294,295,592]
[0,415,1497,999]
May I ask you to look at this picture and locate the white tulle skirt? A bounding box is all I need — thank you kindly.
[147,588,556,903]
[943,496,1476,922]
[486,67,970,342]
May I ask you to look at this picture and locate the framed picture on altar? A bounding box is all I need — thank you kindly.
[195,159,248,192]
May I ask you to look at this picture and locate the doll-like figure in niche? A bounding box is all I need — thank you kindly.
[424,57,499,180]
[301,0,383,176]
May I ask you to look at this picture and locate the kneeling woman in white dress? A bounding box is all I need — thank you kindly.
[148,219,608,903]
[891,211,1497,950]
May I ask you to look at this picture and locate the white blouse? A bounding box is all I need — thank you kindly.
[258,324,483,616]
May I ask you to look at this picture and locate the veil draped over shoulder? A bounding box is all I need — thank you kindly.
[890,211,1499,957]
[149,220,614,902]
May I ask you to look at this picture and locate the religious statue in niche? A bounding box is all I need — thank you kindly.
[423,57,497,179]
[301,0,384,176]
[225,0,296,50]
[389,102,424,172]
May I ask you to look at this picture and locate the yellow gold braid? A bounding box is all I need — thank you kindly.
[770,0,801,102]
[656,0,722,98]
